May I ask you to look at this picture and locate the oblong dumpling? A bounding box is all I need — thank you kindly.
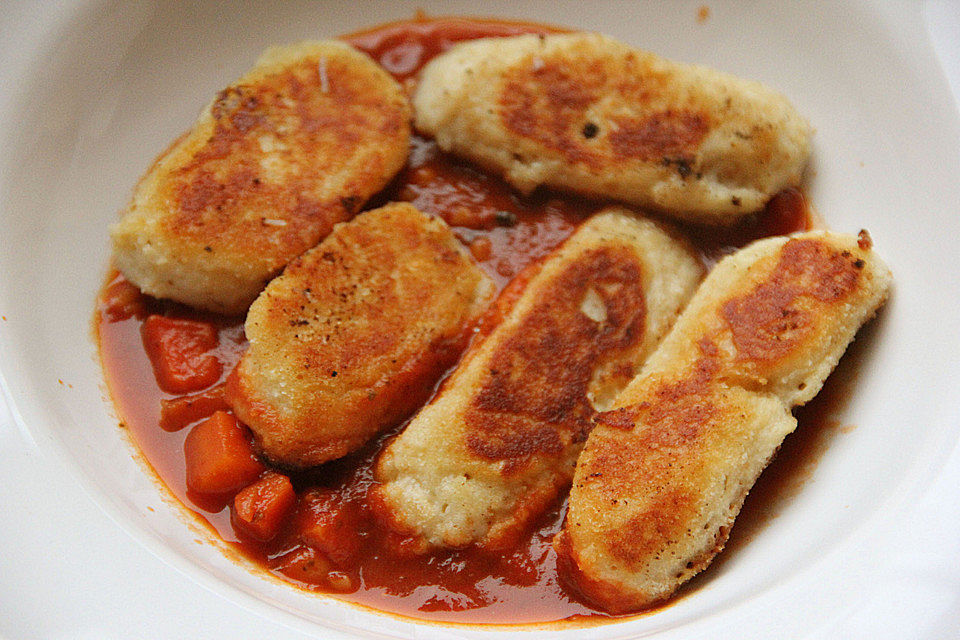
[415,32,811,224]
[111,41,411,314]
[226,203,494,468]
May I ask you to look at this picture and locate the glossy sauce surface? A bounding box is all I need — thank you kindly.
[98,16,819,625]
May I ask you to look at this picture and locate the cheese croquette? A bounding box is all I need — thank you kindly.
[372,208,703,551]
[225,203,494,469]
[414,33,811,224]
[111,41,411,314]
[556,231,891,613]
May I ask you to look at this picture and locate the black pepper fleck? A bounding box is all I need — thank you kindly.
[495,211,517,227]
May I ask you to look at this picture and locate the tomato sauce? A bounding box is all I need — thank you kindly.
[345,16,566,83]
[97,16,821,625]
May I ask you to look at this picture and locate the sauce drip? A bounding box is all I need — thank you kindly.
[97,16,817,625]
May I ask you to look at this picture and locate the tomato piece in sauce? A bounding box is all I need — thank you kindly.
[141,315,222,394]
[100,273,146,322]
[272,546,355,593]
[293,488,363,568]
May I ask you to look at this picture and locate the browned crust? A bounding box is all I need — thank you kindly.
[553,528,652,615]
[162,52,410,272]
[499,53,710,174]
[720,238,863,365]
[462,246,648,472]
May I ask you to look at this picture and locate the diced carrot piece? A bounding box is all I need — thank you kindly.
[183,411,265,495]
[142,315,222,393]
[100,274,146,322]
[159,383,230,432]
[294,488,362,567]
[231,471,296,542]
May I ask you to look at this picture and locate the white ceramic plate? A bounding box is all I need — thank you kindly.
[2,1,959,638]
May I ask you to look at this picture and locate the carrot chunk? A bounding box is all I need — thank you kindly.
[142,315,222,393]
[183,411,265,495]
[231,471,296,542]
[294,488,362,567]
[159,383,230,432]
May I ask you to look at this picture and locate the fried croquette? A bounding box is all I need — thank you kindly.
[225,203,494,468]
[111,41,411,314]
[414,33,810,224]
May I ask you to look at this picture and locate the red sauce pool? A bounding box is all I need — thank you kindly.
[97,16,819,625]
